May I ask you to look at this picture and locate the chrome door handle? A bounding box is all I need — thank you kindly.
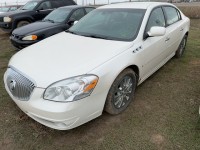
[165,37,170,42]
[180,28,183,31]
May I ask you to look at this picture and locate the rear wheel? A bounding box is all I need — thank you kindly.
[175,35,187,58]
[104,69,136,115]
[17,21,30,28]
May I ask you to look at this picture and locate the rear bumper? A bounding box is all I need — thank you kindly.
[10,36,38,50]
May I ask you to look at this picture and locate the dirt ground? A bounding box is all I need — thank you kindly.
[0,19,200,150]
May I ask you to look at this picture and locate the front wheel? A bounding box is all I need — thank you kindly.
[104,69,137,115]
[17,21,30,28]
[175,35,187,58]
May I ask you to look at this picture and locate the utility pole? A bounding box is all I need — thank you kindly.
[94,0,95,5]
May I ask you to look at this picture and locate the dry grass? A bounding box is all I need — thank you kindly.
[179,7,200,19]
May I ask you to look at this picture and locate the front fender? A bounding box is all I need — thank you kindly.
[13,15,35,29]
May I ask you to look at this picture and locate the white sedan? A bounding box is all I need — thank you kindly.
[4,2,190,130]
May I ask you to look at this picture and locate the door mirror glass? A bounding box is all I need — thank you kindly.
[147,26,166,37]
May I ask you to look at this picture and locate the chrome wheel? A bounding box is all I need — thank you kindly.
[114,76,133,109]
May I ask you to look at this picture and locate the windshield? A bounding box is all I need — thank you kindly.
[22,1,39,10]
[69,9,146,41]
[44,9,71,23]
[0,7,9,12]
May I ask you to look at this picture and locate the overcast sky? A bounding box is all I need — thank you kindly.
[0,0,128,6]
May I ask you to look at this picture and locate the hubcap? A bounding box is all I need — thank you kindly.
[114,76,133,109]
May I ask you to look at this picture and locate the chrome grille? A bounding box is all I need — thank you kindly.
[6,67,36,101]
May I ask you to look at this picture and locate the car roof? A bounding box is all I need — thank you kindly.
[98,2,172,9]
[59,5,95,10]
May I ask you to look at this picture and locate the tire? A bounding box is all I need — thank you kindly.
[175,35,187,58]
[17,21,30,28]
[104,69,137,115]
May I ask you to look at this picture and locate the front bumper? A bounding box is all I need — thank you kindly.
[4,73,106,130]
[10,35,38,50]
[0,22,13,32]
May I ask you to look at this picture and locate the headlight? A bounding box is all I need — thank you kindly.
[22,35,37,41]
[3,17,12,22]
[44,75,98,102]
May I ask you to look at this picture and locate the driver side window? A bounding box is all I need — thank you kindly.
[146,7,165,32]
[37,1,52,10]
[69,9,85,21]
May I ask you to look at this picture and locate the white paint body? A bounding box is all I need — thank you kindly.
[4,2,190,130]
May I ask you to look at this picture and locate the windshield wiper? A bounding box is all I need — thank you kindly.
[82,34,113,40]
[43,19,54,23]
[66,30,77,35]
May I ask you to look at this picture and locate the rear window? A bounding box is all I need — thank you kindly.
[163,7,180,26]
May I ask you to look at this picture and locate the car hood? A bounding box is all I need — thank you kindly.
[9,32,133,88]
[0,10,31,17]
[13,21,59,35]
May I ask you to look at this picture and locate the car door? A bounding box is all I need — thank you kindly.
[142,7,169,77]
[162,6,184,56]
[35,1,53,20]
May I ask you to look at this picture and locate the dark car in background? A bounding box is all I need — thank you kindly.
[0,5,24,14]
[10,5,95,50]
[0,0,76,33]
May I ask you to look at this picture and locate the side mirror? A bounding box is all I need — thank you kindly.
[74,21,78,25]
[147,27,166,37]
[36,9,42,12]
[68,19,76,25]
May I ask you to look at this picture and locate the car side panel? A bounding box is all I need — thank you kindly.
[89,41,144,112]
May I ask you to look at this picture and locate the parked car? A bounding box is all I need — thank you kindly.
[0,0,76,33]
[10,6,95,50]
[0,5,24,14]
[4,2,190,130]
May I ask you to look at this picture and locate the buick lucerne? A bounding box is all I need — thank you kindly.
[4,2,190,130]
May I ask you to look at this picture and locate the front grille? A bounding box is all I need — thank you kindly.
[6,67,36,101]
[0,17,3,22]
